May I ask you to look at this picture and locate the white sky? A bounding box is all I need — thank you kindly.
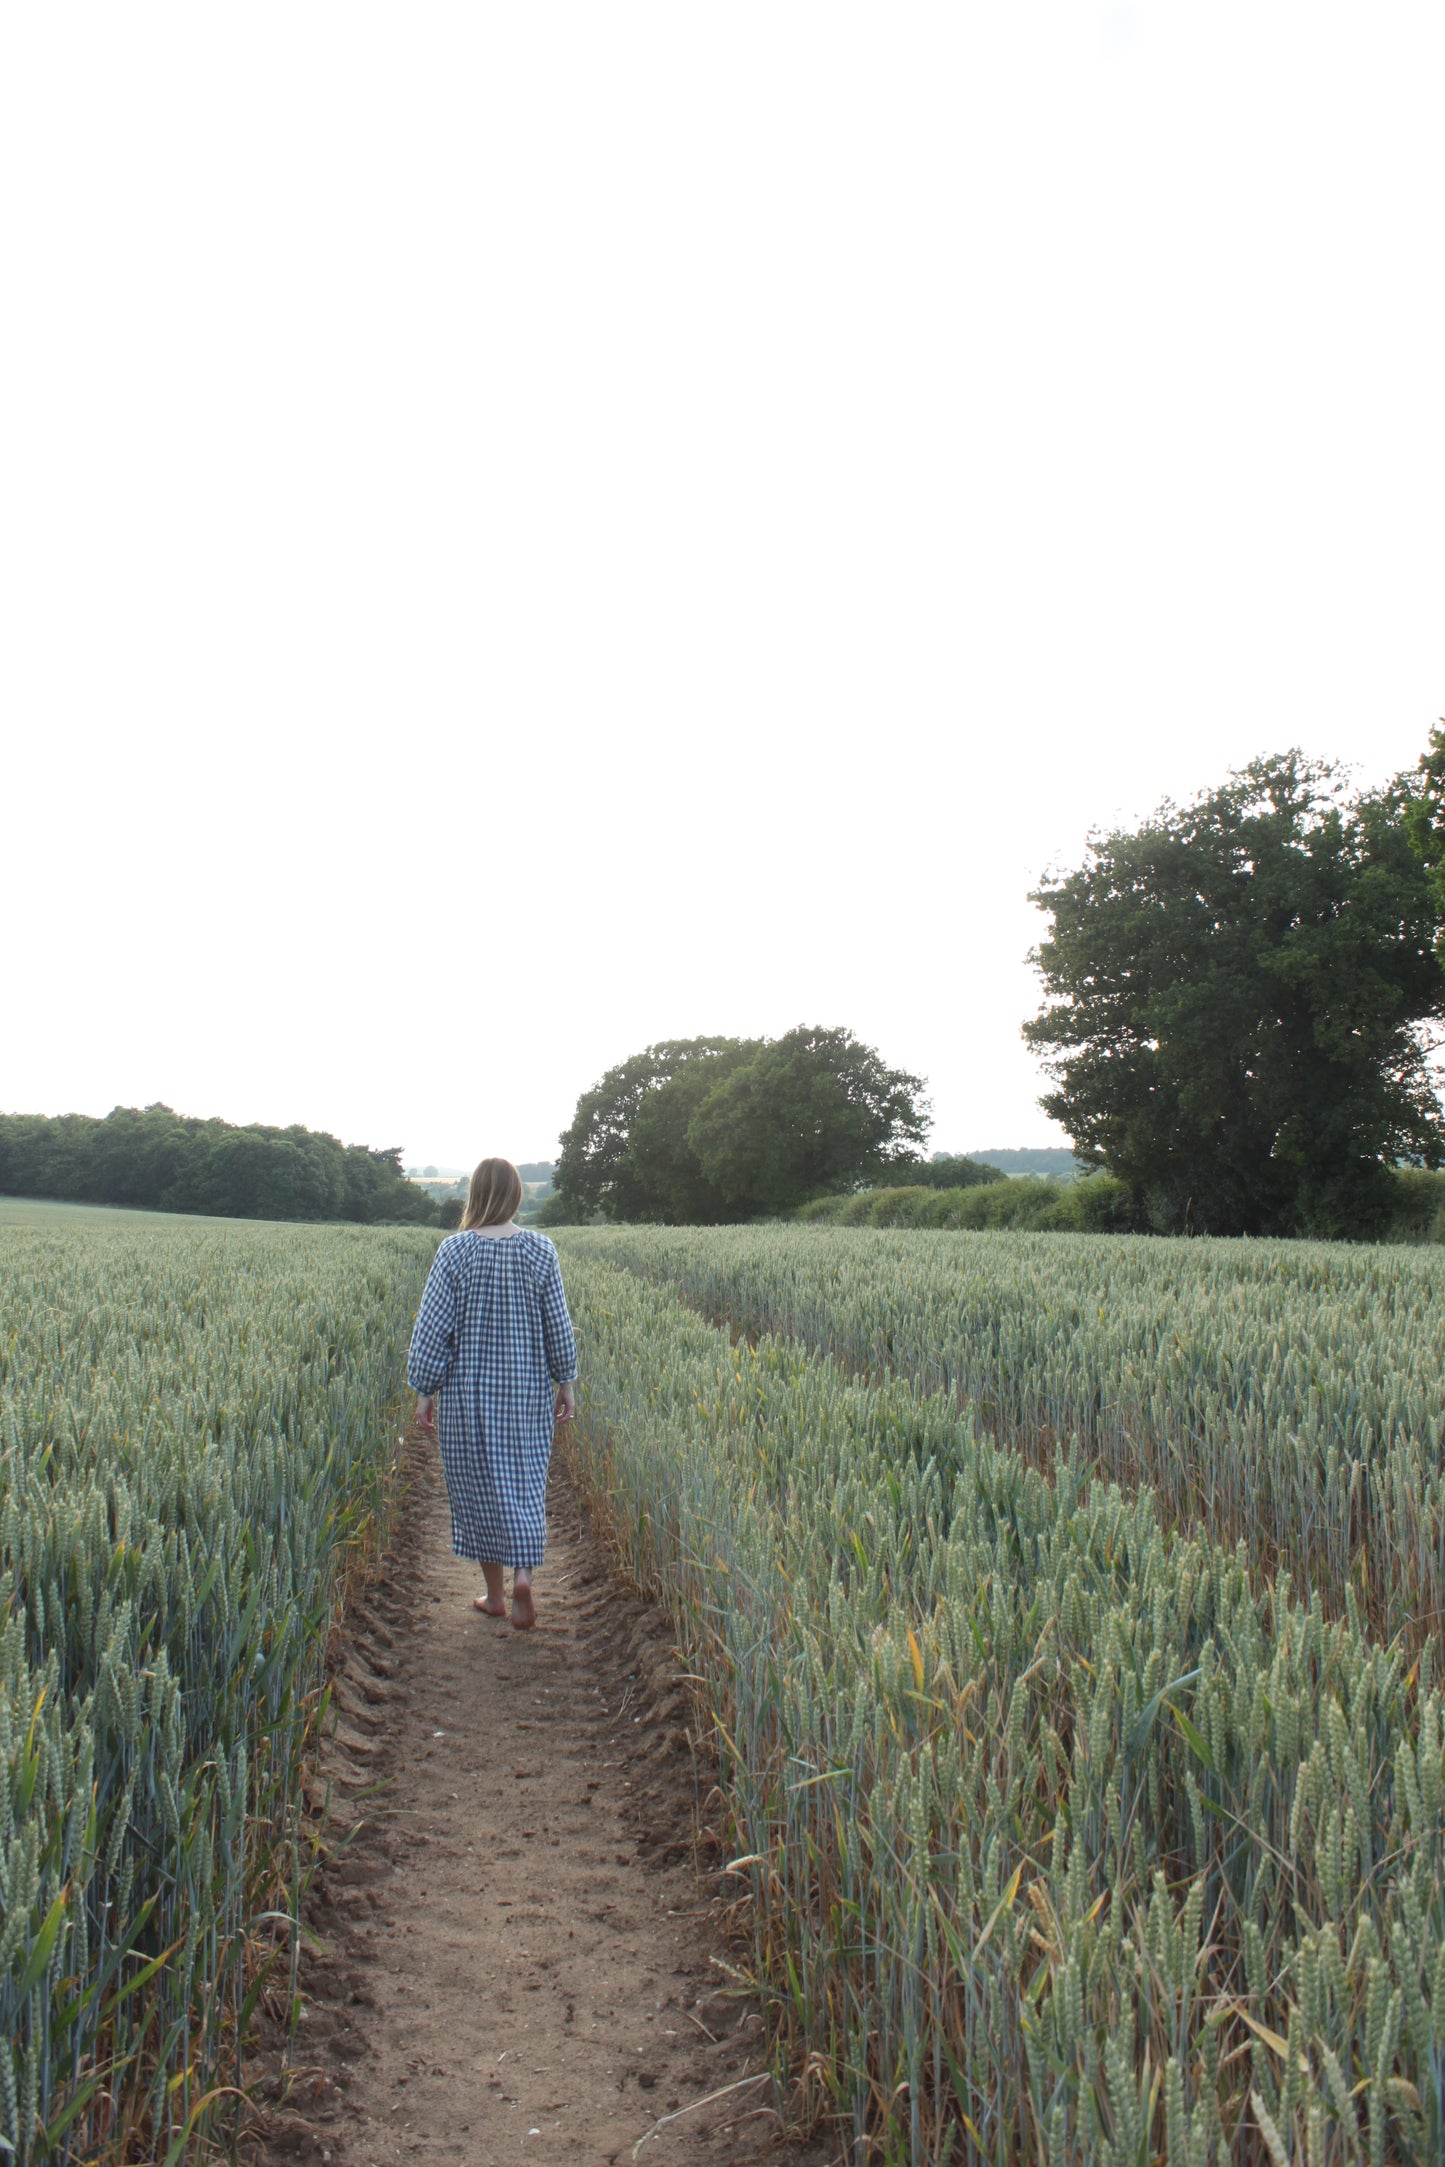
[3,4,1441,1167]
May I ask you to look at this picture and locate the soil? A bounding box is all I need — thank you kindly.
[241,1430,829,2167]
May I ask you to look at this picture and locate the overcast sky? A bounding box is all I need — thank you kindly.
[3,4,1441,1167]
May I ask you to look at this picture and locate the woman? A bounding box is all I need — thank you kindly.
[407,1157,578,1630]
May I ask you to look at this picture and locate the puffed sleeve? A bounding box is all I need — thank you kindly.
[407,1243,458,1394]
[537,1240,578,1385]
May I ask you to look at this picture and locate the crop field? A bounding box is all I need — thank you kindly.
[570,1225,1445,1655]
[0,1199,231,1231]
[0,1206,436,2162]
[557,1226,1445,2165]
[9,1202,1445,2164]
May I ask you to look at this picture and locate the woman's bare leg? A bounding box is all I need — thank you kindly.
[475,1563,507,1617]
[511,1569,536,1631]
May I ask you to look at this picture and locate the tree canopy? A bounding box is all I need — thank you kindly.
[875,1153,1007,1191]
[0,1103,441,1224]
[1024,751,1445,1236]
[1402,721,1445,953]
[555,1026,930,1222]
[553,1038,756,1222]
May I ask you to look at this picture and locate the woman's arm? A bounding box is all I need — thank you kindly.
[407,1247,458,1423]
[539,1244,578,1411]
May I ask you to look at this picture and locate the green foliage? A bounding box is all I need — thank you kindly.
[1401,719,1445,940]
[561,1234,1445,2162]
[687,1026,930,1216]
[625,1042,761,1221]
[874,1152,1005,1191]
[807,1169,1445,1245]
[532,1190,585,1227]
[800,1174,1132,1231]
[554,1037,755,1221]
[1025,751,1445,1236]
[1382,1166,1445,1242]
[0,1104,440,1225]
[0,1214,437,2161]
[556,1027,930,1223]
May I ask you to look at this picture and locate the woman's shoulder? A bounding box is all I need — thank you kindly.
[437,1229,493,1262]
[444,1227,554,1260]
[440,1227,556,1267]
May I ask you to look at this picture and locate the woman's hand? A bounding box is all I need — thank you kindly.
[554,1382,576,1425]
[415,1394,436,1433]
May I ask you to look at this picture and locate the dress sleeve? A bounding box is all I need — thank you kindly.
[407,1245,458,1394]
[537,1242,578,1385]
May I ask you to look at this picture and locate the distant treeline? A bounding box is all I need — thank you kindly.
[407,1161,554,1187]
[802,1167,1445,1241]
[962,1147,1079,1178]
[799,1177,1132,1233]
[871,1154,1005,1191]
[0,1105,441,1224]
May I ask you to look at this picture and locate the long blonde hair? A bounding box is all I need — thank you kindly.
[459,1157,524,1231]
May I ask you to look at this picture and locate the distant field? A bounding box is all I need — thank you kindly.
[0,1194,262,1229]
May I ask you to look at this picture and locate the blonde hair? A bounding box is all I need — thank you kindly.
[459,1157,524,1231]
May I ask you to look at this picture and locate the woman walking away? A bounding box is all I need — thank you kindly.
[408,1157,578,1631]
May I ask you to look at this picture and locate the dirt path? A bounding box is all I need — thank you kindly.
[245,1432,826,2167]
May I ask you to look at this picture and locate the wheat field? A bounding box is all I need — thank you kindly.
[0,1204,435,2163]
[559,1227,1445,2165]
[567,1224,1445,1654]
[8,1202,1445,2163]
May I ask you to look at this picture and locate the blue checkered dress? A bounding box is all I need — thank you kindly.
[406,1230,578,1571]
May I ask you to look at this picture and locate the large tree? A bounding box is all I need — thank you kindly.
[552,1037,756,1221]
[686,1025,929,1218]
[624,1045,762,1222]
[1024,752,1445,1236]
[555,1025,930,1222]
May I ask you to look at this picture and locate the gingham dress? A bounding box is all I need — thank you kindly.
[406,1230,578,1571]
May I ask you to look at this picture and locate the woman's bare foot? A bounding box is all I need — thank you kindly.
[510,1578,536,1631]
[477,1564,507,1618]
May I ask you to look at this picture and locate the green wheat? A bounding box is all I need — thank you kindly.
[0,1214,436,2163]
[561,1236,1445,2166]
